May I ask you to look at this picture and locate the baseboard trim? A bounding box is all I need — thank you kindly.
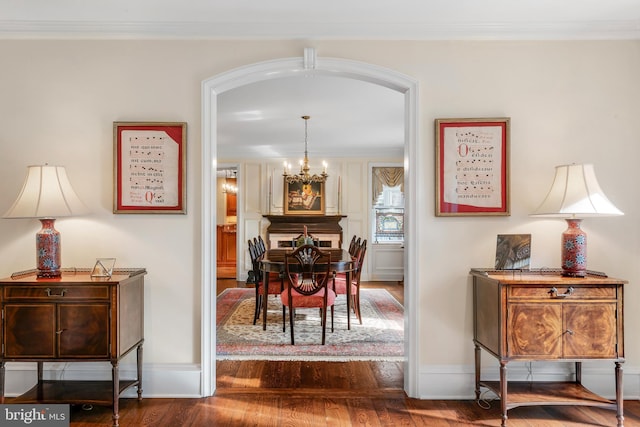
[418,362,640,400]
[4,362,637,401]
[3,362,202,398]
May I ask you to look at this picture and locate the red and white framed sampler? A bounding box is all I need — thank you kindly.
[435,118,510,216]
[113,122,187,214]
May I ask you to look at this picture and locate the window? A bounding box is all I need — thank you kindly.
[371,167,404,244]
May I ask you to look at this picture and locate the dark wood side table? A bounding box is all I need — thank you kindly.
[471,269,625,427]
[0,268,146,427]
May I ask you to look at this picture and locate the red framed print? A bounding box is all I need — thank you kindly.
[435,118,510,216]
[114,122,187,214]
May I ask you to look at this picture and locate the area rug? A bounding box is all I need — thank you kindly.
[216,287,404,361]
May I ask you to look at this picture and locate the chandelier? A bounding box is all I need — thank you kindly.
[283,116,328,184]
[222,170,238,193]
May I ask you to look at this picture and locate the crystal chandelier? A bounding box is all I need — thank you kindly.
[222,170,238,194]
[283,116,328,184]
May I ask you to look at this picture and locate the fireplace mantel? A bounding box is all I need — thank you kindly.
[263,215,347,249]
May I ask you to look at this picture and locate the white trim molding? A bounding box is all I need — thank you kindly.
[202,51,420,397]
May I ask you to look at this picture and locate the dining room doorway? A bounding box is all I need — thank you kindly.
[201,50,420,398]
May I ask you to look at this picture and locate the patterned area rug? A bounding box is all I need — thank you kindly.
[217,288,404,361]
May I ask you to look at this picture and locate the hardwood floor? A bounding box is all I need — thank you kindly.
[63,281,640,426]
[67,359,640,426]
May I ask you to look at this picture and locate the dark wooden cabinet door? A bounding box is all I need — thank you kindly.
[4,304,56,358]
[58,303,110,358]
[563,303,617,358]
[224,230,236,262]
[508,303,562,358]
[226,192,237,216]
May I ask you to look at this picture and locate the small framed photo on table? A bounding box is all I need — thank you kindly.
[113,122,187,214]
[435,117,510,216]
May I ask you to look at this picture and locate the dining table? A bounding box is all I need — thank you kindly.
[259,248,356,331]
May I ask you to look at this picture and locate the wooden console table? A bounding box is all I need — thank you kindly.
[0,268,146,427]
[470,269,625,427]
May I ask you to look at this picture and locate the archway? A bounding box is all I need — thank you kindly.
[201,50,420,397]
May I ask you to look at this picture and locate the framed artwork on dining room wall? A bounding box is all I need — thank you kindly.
[284,180,325,215]
[113,121,187,214]
[435,117,510,217]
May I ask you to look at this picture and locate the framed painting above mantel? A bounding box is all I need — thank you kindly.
[284,180,325,215]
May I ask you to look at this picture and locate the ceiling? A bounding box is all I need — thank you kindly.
[217,74,405,160]
[3,0,639,160]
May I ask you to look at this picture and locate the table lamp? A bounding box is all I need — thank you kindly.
[531,163,623,277]
[3,165,88,278]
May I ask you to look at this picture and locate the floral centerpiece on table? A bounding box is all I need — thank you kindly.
[295,225,315,247]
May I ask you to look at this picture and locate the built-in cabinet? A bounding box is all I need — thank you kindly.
[216,224,237,267]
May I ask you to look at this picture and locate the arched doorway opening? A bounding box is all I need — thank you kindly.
[201,51,420,397]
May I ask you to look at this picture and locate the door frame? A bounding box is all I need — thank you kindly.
[201,51,420,397]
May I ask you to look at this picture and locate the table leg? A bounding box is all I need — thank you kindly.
[137,343,144,400]
[0,362,4,404]
[346,269,352,330]
[474,342,481,400]
[262,268,269,331]
[616,361,624,427]
[37,362,43,401]
[112,361,120,427]
[500,361,508,427]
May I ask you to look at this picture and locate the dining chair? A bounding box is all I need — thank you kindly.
[333,239,367,324]
[281,245,335,345]
[256,235,267,255]
[347,235,359,256]
[249,237,283,325]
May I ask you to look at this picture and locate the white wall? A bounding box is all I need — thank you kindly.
[0,39,638,398]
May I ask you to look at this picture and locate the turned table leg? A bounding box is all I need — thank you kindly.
[112,361,120,427]
[616,361,624,427]
[137,343,144,400]
[474,342,481,400]
[500,361,508,427]
[0,361,4,404]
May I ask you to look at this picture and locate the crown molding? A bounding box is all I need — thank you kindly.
[0,20,639,40]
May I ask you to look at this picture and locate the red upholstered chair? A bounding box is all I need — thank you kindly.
[281,245,335,345]
[333,239,367,324]
[249,238,283,325]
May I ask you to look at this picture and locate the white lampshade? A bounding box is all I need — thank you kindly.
[3,165,88,219]
[531,163,623,218]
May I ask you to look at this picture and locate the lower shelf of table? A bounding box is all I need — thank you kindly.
[10,380,140,406]
[480,381,616,410]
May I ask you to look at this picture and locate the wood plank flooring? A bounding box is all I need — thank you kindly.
[46,281,640,425]
[65,359,640,426]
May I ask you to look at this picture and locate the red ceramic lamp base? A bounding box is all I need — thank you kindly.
[36,218,62,278]
[561,218,587,277]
